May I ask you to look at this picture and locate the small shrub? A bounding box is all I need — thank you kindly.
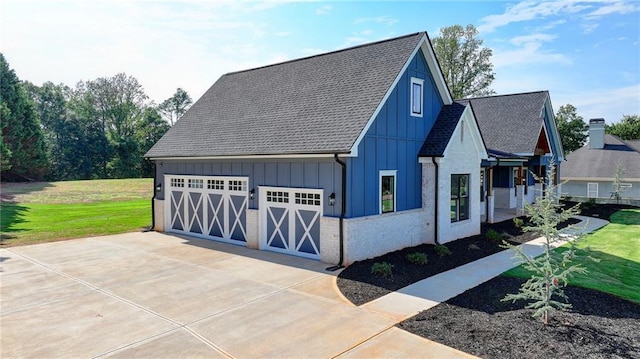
[435,244,452,257]
[371,262,393,278]
[513,217,524,228]
[406,252,428,265]
[486,228,503,241]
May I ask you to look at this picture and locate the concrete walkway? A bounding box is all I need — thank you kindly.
[361,215,609,321]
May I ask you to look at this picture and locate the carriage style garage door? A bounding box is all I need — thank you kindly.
[165,175,248,244]
[260,187,323,260]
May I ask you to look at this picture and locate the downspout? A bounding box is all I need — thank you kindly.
[431,157,440,245]
[143,160,157,232]
[327,153,346,271]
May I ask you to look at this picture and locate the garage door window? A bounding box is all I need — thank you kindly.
[267,190,289,203]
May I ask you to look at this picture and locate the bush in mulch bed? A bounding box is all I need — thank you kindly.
[336,216,580,306]
[398,276,640,359]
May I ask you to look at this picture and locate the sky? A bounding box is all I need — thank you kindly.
[2,0,639,124]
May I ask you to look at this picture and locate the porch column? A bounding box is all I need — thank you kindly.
[487,167,495,223]
[516,185,526,216]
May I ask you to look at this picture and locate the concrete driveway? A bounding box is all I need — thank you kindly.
[1,232,475,358]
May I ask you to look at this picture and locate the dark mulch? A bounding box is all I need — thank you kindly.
[562,201,639,221]
[398,276,640,359]
[337,216,580,306]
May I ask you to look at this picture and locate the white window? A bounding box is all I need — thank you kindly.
[620,183,632,188]
[410,77,424,117]
[379,170,397,214]
[587,183,598,198]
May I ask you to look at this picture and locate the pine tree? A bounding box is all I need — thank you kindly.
[502,162,595,324]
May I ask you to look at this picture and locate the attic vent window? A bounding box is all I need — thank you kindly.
[410,77,424,117]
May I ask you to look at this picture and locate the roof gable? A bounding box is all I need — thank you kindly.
[419,102,488,159]
[146,32,450,159]
[459,91,550,155]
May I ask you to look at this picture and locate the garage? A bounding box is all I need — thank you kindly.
[165,175,248,244]
[260,187,323,259]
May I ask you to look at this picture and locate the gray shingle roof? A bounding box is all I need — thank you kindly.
[419,102,466,157]
[145,32,426,158]
[561,134,640,179]
[459,91,549,154]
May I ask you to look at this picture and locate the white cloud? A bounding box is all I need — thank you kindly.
[585,0,637,18]
[581,22,600,34]
[316,4,332,15]
[554,83,640,123]
[478,1,590,33]
[493,33,571,67]
[353,15,398,26]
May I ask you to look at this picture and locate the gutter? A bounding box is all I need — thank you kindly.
[431,157,440,245]
[143,160,157,232]
[327,153,346,271]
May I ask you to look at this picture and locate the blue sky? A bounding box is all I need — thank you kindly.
[2,0,639,123]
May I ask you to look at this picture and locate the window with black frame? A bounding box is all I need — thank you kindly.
[451,174,469,222]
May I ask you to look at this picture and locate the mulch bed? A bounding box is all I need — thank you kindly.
[562,200,638,221]
[337,215,579,306]
[337,202,640,358]
[398,276,640,359]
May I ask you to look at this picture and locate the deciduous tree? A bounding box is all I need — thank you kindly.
[556,104,588,155]
[607,114,640,140]
[158,88,192,126]
[432,24,495,99]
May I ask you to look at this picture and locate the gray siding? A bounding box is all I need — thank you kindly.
[155,158,343,217]
[562,180,640,200]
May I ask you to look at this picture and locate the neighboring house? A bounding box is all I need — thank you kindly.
[561,119,640,202]
[145,32,489,265]
[459,92,565,218]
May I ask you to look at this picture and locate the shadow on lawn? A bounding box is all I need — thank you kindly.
[0,203,30,243]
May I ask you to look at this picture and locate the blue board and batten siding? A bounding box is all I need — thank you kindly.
[155,158,343,217]
[346,49,443,218]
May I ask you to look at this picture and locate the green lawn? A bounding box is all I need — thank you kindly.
[1,179,153,246]
[505,209,640,304]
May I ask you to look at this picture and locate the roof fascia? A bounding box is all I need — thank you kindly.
[542,93,565,161]
[148,153,340,161]
[562,176,640,182]
[347,33,453,157]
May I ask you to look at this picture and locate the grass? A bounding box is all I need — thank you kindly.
[505,209,640,304]
[1,179,153,246]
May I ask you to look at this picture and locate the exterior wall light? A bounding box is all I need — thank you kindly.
[156,183,162,192]
[328,192,336,206]
[250,188,255,200]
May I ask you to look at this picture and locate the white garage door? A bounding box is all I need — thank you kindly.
[165,175,248,244]
[260,187,323,260]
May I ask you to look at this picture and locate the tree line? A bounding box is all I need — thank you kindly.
[1,53,192,181]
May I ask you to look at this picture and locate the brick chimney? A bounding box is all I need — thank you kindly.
[589,118,605,149]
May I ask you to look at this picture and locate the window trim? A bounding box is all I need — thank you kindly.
[410,77,424,117]
[379,170,397,214]
[587,183,598,198]
[451,174,470,223]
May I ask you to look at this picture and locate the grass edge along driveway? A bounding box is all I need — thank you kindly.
[505,209,640,304]
[1,179,152,247]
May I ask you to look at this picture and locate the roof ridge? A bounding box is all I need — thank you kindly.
[457,90,548,101]
[223,32,425,76]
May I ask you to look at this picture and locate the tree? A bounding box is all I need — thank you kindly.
[502,162,596,324]
[610,164,626,205]
[0,53,49,181]
[137,107,170,177]
[556,104,588,155]
[432,24,496,99]
[607,114,640,140]
[158,88,192,125]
